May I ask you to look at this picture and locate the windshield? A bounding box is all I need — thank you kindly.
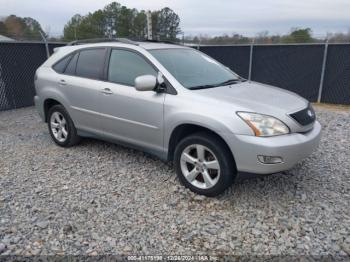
[149,48,240,89]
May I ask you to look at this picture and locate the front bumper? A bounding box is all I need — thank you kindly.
[226,121,321,174]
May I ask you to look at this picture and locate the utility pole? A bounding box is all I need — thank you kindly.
[146,11,152,40]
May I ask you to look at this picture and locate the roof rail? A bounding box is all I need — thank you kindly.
[67,38,139,46]
[140,39,181,45]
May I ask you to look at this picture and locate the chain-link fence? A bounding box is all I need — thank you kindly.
[0,41,64,111]
[321,44,350,104]
[199,46,251,79]
[0,41,349,112]
[198,43,350,105]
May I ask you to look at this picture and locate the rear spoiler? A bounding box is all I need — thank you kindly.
[53,47,62,53]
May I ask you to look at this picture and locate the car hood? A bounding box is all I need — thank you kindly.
[194,81,308,114]
[192,81,313,133]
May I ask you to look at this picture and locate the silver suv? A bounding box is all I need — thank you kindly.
[34,39,321,196]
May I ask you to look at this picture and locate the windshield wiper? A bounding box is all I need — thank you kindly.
[189,84,219,90]
[189,78,243,90]
[217,78,242,86]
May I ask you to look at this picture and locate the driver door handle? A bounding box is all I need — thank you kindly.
[101,88,113,95]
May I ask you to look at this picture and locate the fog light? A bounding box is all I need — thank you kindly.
[257,155,283,164]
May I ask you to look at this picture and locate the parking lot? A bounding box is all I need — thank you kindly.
[0,105,349,256]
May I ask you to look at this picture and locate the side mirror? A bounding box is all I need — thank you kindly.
[134,75,157,91]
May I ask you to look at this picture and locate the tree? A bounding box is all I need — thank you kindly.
[2,15,45,40]
[83,11,106,38]
[132,11,147,39]
[23,17,46,39]
[101,2,146,38]
[63,14,82,41]
[327,30,350,43]
[117,6,134,37]
[152,7,181,40]
[103,2,121,38]
[62,3,181,41]
[282,28,314,43]
[0,21,7,35]
[255,31,270,44]
[3,15,25,39]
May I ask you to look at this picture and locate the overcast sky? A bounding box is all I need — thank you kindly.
[1,0,349,37]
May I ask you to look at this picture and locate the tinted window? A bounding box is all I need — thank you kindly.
[108,49,157,86]
[64,52,79,75]
[53,54,72,73]
[76,49,106,79]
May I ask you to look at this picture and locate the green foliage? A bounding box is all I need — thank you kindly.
[63,14,82,41]
[63,12,106,41]
[133,11,147,39]
[282,28,314,43]
[186,28,319,45]
[152,7,181,41]
[185,33,250,45]
[62,2,181,41]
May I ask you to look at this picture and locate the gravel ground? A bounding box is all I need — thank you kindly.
[0,105,349,257]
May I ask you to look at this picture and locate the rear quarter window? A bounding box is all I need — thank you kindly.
[64,52,79,75]
[52,54,72,73]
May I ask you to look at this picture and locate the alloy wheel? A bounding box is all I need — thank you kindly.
[180,144,221,189]
[50,112,68,143]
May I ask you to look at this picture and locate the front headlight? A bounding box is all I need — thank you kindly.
[237,112,290,136]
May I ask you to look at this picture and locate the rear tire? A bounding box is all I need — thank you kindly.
[174,132,236,197]
[47,105,80,147]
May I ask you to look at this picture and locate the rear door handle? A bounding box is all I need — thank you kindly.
[59,79,67,86]
[101,88,113,95]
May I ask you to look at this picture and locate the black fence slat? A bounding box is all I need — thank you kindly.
[0,42,349,112]
[199,44,349,104]
[199,45,324,102]
[199,46,250,78]
[0,43,46,110]
[251,45,325,102]
[321,44,350,104]
[0,42,65,111]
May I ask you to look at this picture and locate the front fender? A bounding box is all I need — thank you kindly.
[164,110,252,152]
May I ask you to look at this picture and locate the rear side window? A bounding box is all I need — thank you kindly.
[76,48,106,80]
[53,54,72,73]
[64,52,79,75]
[108,49,157,86]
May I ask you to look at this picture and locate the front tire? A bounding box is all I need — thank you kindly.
[47,105,80,147]
[174,132,236,197]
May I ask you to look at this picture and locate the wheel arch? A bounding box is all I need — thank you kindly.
[167,123,236,168]
[43,98,63,122]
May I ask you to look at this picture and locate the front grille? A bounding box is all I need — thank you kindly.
[289,104,316,126]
